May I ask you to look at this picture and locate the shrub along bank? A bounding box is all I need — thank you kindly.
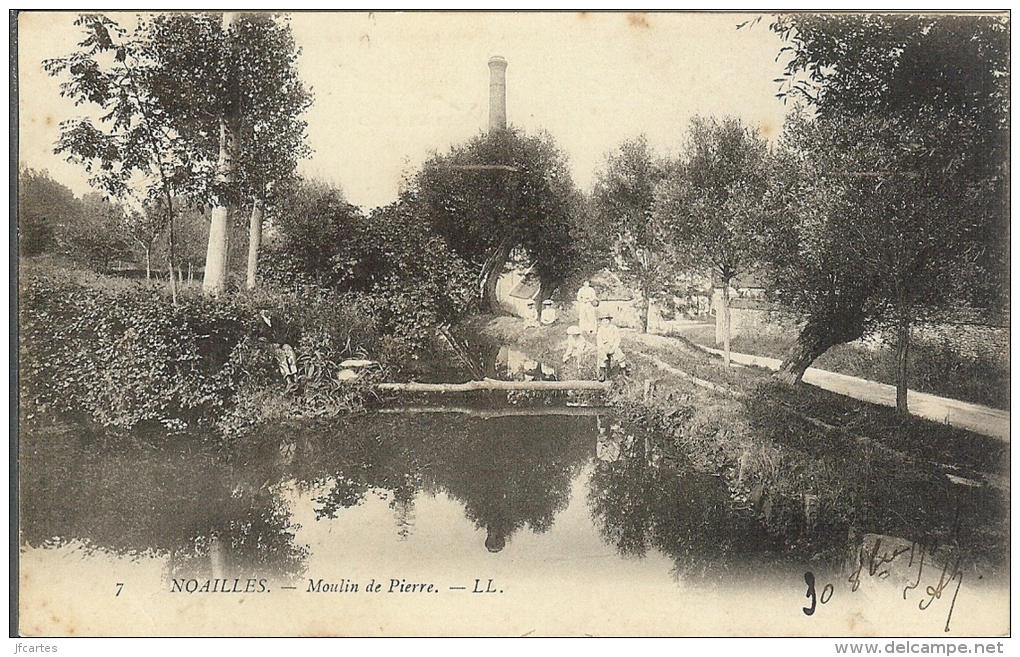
[17,262,449,439]
[684,326,1010,412]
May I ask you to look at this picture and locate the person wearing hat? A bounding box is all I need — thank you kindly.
[596,312,625,381]
[562,325,589,363]
[540,298,557,325]
[523,299,540,328]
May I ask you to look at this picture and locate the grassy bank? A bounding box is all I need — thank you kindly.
[484,314,1009,572]
[679,324,1010,411]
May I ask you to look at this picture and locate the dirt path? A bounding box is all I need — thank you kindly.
[695,345,1010,442]
[482,316,1009,442]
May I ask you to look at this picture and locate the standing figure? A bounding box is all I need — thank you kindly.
[576,280,599,335]
[276,343,299,385]
[596,313,626,381]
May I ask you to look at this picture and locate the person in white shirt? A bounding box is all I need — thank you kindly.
[595,313,625,381]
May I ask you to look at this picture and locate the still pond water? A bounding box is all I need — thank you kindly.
[18,404,1008,636]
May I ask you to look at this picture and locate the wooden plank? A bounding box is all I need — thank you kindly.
[377,378,610,393]
[376,406,607,418]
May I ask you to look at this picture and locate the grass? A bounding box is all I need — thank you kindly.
[486,314,1010,574]
[682,325,1010,411]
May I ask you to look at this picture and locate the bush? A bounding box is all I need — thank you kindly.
[19,267,389,434]
[260,189,477,351]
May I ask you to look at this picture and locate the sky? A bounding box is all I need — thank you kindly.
[18,11,793,210]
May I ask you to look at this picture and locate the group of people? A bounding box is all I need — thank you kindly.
[560,280,627,381]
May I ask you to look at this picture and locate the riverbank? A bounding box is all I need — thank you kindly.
[17,259,404,438]
[477,313,1010,574]
[673,322,1010,412]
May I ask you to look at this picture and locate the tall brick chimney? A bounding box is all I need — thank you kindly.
[488,56,507,132]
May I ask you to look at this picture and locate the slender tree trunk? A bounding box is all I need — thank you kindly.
[642,296,651,334]
[480,239,512,313]
[895,301,911,416]
[246,197,264,290]
[203,12,239,296]
[164,188,178,305]
[721,283,731,367]
[144,246,151,281]
[639,253,650,334]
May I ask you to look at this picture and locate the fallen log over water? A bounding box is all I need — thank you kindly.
[377,406,607,418]
[377,378,610,393]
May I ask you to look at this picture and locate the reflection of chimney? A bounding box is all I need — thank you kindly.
[488,56,507,132]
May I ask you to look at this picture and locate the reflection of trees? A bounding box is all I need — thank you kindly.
[587,426,763,581]
[429,415,595,552]
[269,416,427,524]
[19,426,307,580]
[275,413,594,553]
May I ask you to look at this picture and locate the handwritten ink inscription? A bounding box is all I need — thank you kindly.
[802,536,964,632]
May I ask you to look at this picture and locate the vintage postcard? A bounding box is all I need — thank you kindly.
[14,11,1010,638]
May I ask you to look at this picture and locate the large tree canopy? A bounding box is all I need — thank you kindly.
[765,14,1010,400]
[18,166,78,257]
[654,116,779,363]
[407,128,581,310]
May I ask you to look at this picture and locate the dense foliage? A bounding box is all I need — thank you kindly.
[44,12,312,294]
[765,14,1010,389]
[261,180,476,346]
[19,264,384,435]
[408,127,583,308]
[589,136,669,332]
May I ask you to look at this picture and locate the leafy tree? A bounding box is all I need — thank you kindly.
[262,179,474,345]
[766,14,1009,412]
[143,12,312,293]
[591,136,669,333]
[363,201,475,342]
[46,12,312,299]
[152,14,306,292]
[57,192,134,270]
[260,179,363,289]
[122,205,166,280]
[45,13,209,303]
[17,166,78,257]
[654,117,777,365]
[408,128,580,311]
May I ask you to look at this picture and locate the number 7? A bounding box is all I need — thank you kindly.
[116,583,124,596]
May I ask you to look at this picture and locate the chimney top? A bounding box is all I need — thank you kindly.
[488,56,507,132]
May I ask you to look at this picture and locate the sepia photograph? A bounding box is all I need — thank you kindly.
[13,10,1010,639]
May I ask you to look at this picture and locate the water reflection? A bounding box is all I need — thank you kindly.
[19,427,308,580]
[251,413,593,553]
[587,420,768,581]
[21,409,773,591]
[426,414,593,552]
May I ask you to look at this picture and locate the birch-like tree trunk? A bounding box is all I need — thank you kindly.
[245,197,264,290]
[895,298,911,416]
[203,12,239,295]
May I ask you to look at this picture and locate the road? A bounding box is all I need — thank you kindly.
[698,346,1010,442]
